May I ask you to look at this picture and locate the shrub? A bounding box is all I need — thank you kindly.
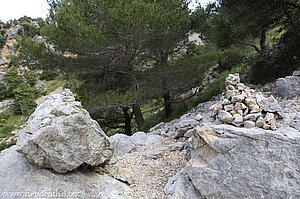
[0,83,13,100]
[0,109,25,139]
[40,69,58,81]
[218,47,246,71]
[4,66,23,90]
[25,70,37,86]
[13,83,39,115]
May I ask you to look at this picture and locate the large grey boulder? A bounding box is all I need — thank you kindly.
[17,89,113,173]
[275,76,300,99]
[183,124,300,198]
[0,146,134,199]
[109,131,164,156]
[164,172,203,199]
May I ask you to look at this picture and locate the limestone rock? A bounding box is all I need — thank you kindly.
[210,74,282,130]
[225,90,236,99]
[17,89,113,173]
[275,76,300,99]
[110,132,164,156]
[224,104,234,111]
[243,120,255,128]
[256,117,265,128]
[0,147,134,199]
[209,102,222,117]
[164,172,203,199]
[195,113,203,121]
[231,94,246,103]
[234,102,247,110]
[232,114,243,127]
[256,93,284,117]
[217,110,234,123]
[225,73,240,86]
[185,125,300,198]
[244,113,261,121]
[109,134,136,156]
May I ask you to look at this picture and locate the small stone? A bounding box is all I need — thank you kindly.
[235,102,247,110]
[224,104,234,111]
[256,117,265,128]
[256,93,284,117]
[263,123,271,130]
[232,94,246,103]
[244,121,256,128]
[236,110,243,115]
[230,110,237,115]
[270,123,277,131]
[226,85,235,90]
[233,114,243,127]
[195,114,203,121]
[245,98,261,113]
[249,105,262,113]
[217,110,234,124]
[264,113,275,123]
[225,90,236,100]
[184,129,193,138]
[237,83,245,90]
[209,102,223,117]
[244,113,262,121]
[243,108,249,116]
[221,99,230,105]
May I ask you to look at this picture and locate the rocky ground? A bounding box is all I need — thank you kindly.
[0,73,300,198]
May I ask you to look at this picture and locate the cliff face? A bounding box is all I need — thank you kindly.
[0,74,300,199]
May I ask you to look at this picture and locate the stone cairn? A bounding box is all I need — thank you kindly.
[209,73,283,130]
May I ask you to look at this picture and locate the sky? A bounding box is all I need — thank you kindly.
[0,0,212,22]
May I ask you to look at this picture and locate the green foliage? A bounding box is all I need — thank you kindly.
[0,109,25,138]
[0,83,13,100]
[4,66,23,90]
[143,110,165,132]
[18,16,41,37]
[42,80,65,95]
[40,69,58,81]
[0,139,17,152]
[13,83,39,115]
[24,70,37,86]
[266,25,286,47]
[193,64,246,106]
[217,47,246,71]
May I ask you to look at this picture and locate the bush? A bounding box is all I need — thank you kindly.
[0,83,13,100]
[13,83,39,115]
[4,66,23,90]
[40,69,58,81]
[0,109,25,139]
[25,70,37,86]
[218,47,246,71]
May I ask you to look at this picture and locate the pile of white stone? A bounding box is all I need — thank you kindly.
[210,74,283,130]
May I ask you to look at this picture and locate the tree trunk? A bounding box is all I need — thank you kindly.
[133,103,144,131]
[164,90,172,118]
[122,106,133,136]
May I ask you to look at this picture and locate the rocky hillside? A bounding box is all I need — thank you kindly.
[0,72,299,198]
